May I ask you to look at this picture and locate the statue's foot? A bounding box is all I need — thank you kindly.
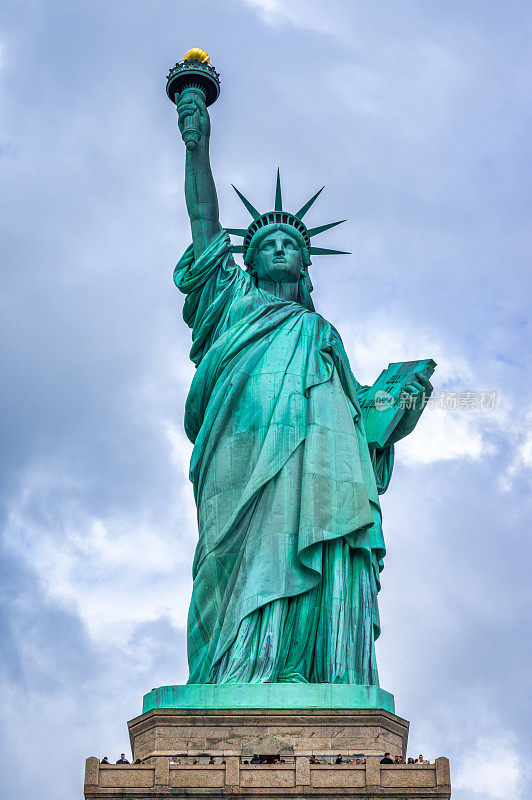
[277,671,309,684]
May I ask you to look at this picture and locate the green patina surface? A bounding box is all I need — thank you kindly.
[163,54,435,699]
[142,684,395,713]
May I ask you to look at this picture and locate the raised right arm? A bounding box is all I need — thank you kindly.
[176,93,222,260]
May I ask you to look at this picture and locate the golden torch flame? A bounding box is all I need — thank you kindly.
[183,48,210,64]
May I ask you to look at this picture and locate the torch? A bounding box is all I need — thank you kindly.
[166,48,221,151]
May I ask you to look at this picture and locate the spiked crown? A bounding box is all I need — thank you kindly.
[225,170,349,265]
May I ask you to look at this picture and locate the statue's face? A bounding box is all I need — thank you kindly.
[253,231,303,283]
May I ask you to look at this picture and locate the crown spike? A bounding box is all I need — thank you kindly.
[309,246,351,256]
[306,219,346,238]
[231,185,261,220]
[274,168,283,212]
[295,186,325,219]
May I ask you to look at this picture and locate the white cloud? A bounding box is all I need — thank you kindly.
[164,419,194,480]
[339,313,506,464]
[454,734,524,799]
[340,314,472,387]
[242,0,346,37]
[521,430,532,468]
[244,0,279,19]
[400,407,489,464]
[500,410,532,489]
[3,426,196,647]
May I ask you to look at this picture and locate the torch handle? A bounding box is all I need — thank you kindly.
[177,87,206,151]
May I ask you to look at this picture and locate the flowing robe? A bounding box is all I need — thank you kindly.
[174,232,395,685]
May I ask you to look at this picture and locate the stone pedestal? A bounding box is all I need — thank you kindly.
[84,686,451,799]
[128,707,409,762]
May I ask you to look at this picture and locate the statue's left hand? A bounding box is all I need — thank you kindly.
[400,372,433,411]
[386,372,433,445]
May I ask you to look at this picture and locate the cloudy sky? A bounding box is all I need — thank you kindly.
[1,1,531,797]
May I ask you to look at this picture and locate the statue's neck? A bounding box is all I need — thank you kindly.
[257,279,299,303]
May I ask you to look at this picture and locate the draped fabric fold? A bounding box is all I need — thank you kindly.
[174,232,394,685]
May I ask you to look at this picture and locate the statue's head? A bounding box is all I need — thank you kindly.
[245,223,311,283]
[228,171,348,311]
[244,223,314,309]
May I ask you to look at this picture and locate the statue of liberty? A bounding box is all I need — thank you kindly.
[171,53,434,687]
